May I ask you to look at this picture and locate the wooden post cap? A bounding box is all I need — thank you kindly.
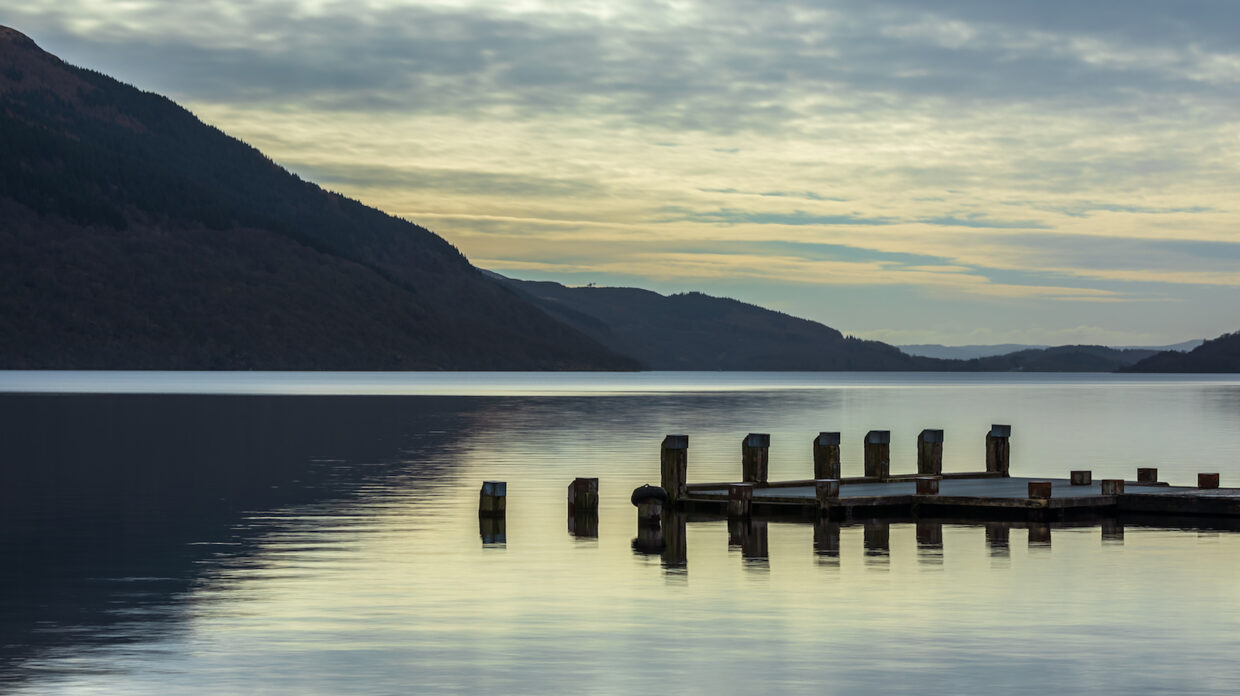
[661,435,689,450]
[1070,470,1092,486]
[918,429,944,443]
[989,424,1012,438]
[1199,473,1221,489]
[1028,481,1052,499]
[1100,479,1125,495]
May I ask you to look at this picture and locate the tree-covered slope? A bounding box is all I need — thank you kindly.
[1121,331,1240,373]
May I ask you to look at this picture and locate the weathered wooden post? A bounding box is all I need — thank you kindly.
[567,477,599,515]
[1137,467,1159,483]
[986,424,1011,476]
[813,432,842,480]
[915,476,940,495]
[863,430,890,480]
[479,481,507,516]
[1070,470,1092,486]
[1198,473,1220,489]
[917,429,944,475]
[631,484,668,526]
[1028,481,1052,499]
[742,433,770,485]
[728,482,754,518]
[815,479,840,517]
[479,515,506,545]
[660,435,688,502]
[1100,479,1124,495]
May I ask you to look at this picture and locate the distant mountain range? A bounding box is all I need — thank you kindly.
[901,340,1203,361]
[2,25,1235,373]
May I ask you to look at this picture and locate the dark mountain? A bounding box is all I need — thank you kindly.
[899,343,1049,360]
[0,26,638,370]
[949,345,1159,372]
[1121,331,1240,373]
[492,274,941,370]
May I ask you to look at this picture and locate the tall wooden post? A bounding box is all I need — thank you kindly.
[813,432,842,479]
[986,424,1011,476]
[864,430,890,480]
[917,429,944,475]
[742,433,770,485]
[660,435,688,502]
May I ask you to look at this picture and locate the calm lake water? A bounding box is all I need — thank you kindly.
[2,371,1240,695]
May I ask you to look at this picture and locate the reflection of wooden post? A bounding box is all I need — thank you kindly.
[660,435,688,502]
[728,483,754,518]
[815,479,840,517]
[864,430,890,480]
[916,521,943,548]
[864,520,890,554]
[568,512,598,538]
[986,425,1011,476]
[479,481,507,515]
[1101,519,1124,543]
[741,520,768,562]
[813,432,842,479]
[662,510,687,569]
[742,433,770,484]
[1100,479,1124,495]
[1070,470,1092,486]
[1198,473,1220,489]
[479,516,506,545]
[917,429,943,475]
[814,520,841,559]
[567,477,599,514]
[1028,524,1052,546]
[985,522,1010,554]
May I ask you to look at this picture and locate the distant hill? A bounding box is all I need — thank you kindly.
[949,345,1159,372]
[493,275,941,370]
[0,26,637,370]
[1121,332,1240,373]
[900,344,1050,360]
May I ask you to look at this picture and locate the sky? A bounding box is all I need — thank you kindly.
[4,0,1239,346]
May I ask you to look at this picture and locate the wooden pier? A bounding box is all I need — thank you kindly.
[659,428,1240,521]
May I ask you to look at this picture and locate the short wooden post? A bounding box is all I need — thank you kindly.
[813,432,842,479]
[631,484,668,527]
[727,482,754,518]
[1028,480,1052,499]
[1136,467,1158,483]
[863,430,890,480]
[1070,470,1092,486]
[986,424,1011,476]
[567,477,599,514]
[917,429,944,475]
[479,515,506,545]
[915,476,940,495]
[479,481,507,515]
[660,435,688,502]
[742,433,770,485]
[1198,473,1220,489]
[1100,479,1124,495]
[814,479,840,516]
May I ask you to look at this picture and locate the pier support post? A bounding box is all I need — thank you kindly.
[479,481,507,516]
[915,476,940,495]
[728,483,754,518]
[1028,481,1052,499]
[864,430,891,480]
[1137,467,1158,483]
[567,477,599,514]
[660,435,689,502]
[917,429,944,475]
[986,425,1011,476]
[1070,470,1092,486]
[813,432,842,480]
[742,433,770,485]
[1198,473,1220,489]
[1100,479,1125,495]
[815,479,840,516]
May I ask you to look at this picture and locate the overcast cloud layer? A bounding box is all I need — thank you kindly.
[6,0,1238,344]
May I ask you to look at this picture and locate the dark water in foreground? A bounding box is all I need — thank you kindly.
[2,372,1240,694]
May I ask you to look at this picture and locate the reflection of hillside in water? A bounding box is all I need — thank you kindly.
[0,394,481,688]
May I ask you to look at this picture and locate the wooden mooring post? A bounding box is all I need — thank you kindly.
[661,435,688,502]
[1198,473,1220,489]
[1137,467,1159,483]
[986,425,1011,476]
[917,429,943,475]
[728,482,754,518]
[815,479,840,516]
[479,481,507,516]
[864,430,890,480]
[1070,470,1092,486]
[567,477,599,515]
[813,432,842,479]
[742,433,770,484]
[1100,479,1124,495]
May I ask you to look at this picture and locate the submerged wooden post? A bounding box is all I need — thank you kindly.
[815,479,840,516]
[1137,467,1159,483]
[917,429,944,475]
[660,435,688,502]
[863,430,890,480]
[567,477,599,514]
[1028,481,1052,499]
[915,476,940,495]
[479,481,507,516]
[479,515,506,545]
[1198,473,1220,489]
[1070,470,1092,486]
[813,432,842,480]
[1100,479,1125,495]
[728,482,754,518]
[742,433,770,485]
[986,424,1011,476]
